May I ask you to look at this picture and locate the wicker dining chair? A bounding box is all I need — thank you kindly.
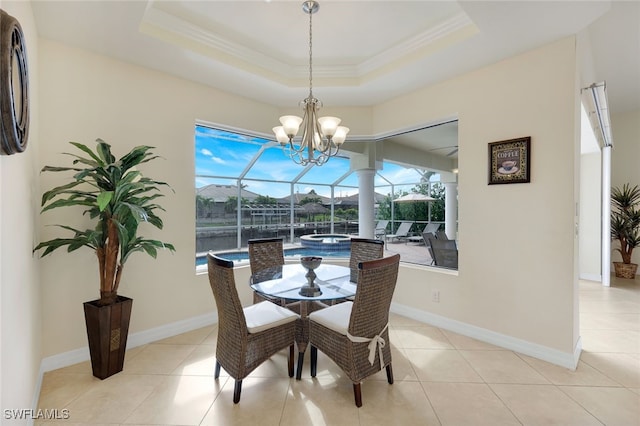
[349,238,385,283]
[306,254,400,407]
[248,237,285,304]
[326,237,385,307]
[207,253,299,403]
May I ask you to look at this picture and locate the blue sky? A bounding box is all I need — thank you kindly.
[195,125,425,199]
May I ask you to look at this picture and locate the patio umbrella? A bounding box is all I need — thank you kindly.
[393,193,437,224]
[393,193,437,203]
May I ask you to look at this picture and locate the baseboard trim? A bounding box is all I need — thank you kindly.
[33,311,218,423]
[39,311,217,373]
[579,272,602,282]
[390,302,580,370]
[34,302,583,420]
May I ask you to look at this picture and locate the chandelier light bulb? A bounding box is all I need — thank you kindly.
[332,126,349,145]
[279,115,303,138]
[318,116,341,138]
[272,126,289,144]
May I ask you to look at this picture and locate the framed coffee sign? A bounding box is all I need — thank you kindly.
[488,137,531,185]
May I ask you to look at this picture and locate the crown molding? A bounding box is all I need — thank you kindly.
[141,5,476,87]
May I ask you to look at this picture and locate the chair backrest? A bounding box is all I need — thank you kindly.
[375,220,389,231]
[349,238,385,282]
[248,237,284,274]
[349,254,400,337]
[422,223,440,234]
[207,254,247,343]
[435,230,449,240]
[422,232,436,261]
[424,233,458,269]
[392,221,413,236]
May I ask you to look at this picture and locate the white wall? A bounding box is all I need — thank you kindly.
[1,1,42,420]
[36,39,373,360]
[37,39,277,357]
[579,151,603,281]
[36,33,585,387]
[611,109,640,268]
[373,37,580,360]
[39,36,583,365]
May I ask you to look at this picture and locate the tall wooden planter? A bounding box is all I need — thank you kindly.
[83,296,133,379]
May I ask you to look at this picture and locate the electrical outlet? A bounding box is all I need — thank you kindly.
[432,290,440,303]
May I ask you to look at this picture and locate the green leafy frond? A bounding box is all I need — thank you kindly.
[41,181,85,205]
[40,165,85,173]
[97,191,114,212]
[41,198,97,213]
[35,139,175,297]
[68,155,99,168]
[69,142,104,164]
[96,139,116,164]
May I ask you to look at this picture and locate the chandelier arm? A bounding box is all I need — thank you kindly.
[282,144,304,165]
[313,116,330,153]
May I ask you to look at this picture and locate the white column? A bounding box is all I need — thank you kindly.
[357,169,376,238]
[602,145,612,287]
[444,182,457,239]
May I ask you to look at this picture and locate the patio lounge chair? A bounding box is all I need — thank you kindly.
[406,223,440,244]
[385,221,413,244]
[374,220,389,240]
[435,230,449,240]
[424,233,458,269]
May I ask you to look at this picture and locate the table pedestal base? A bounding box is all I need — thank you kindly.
[298,285,322,297]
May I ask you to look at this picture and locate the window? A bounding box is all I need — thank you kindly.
[195,122,457,270]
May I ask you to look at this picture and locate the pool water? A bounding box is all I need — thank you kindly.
[196,247,350,267]
[300,233,351,251]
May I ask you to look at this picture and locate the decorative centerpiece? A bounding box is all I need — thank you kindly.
[299,256,323,297]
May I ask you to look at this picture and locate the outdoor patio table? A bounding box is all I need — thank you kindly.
[250,263,354,379]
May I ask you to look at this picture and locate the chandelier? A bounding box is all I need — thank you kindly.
[272,1,349,166]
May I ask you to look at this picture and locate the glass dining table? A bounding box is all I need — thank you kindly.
[250,263,355,379]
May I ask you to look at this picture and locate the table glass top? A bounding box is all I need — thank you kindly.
[250,264,355,301]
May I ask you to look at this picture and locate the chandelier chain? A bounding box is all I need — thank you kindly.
[308,4,313,97]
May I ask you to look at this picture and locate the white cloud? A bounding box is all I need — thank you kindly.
[211,156,226,164]
[201,148,213,156]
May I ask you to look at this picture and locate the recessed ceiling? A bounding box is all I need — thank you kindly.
[31,1,639,113]
[30,1,638,168]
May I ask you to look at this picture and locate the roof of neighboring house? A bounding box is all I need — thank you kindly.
[198,186,387,206]
[277,191,331,205]
[335,192,387,206]
[196,184,261,203]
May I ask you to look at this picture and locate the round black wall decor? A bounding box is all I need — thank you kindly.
[1,9,30,155]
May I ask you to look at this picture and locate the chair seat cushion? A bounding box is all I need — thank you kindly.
[308,301,353,335]
[243,301,299,334]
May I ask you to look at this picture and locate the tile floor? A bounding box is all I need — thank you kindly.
[37,276,639,425]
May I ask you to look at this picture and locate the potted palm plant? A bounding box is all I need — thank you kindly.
[34,139,175,379]
[611,183,640,279]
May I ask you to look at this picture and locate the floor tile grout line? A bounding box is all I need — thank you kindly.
[553,383,608,426]
[416,379,445,426]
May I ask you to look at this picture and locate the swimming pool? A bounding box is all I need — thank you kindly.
[196,247,350,267]
[299,234,351,251]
